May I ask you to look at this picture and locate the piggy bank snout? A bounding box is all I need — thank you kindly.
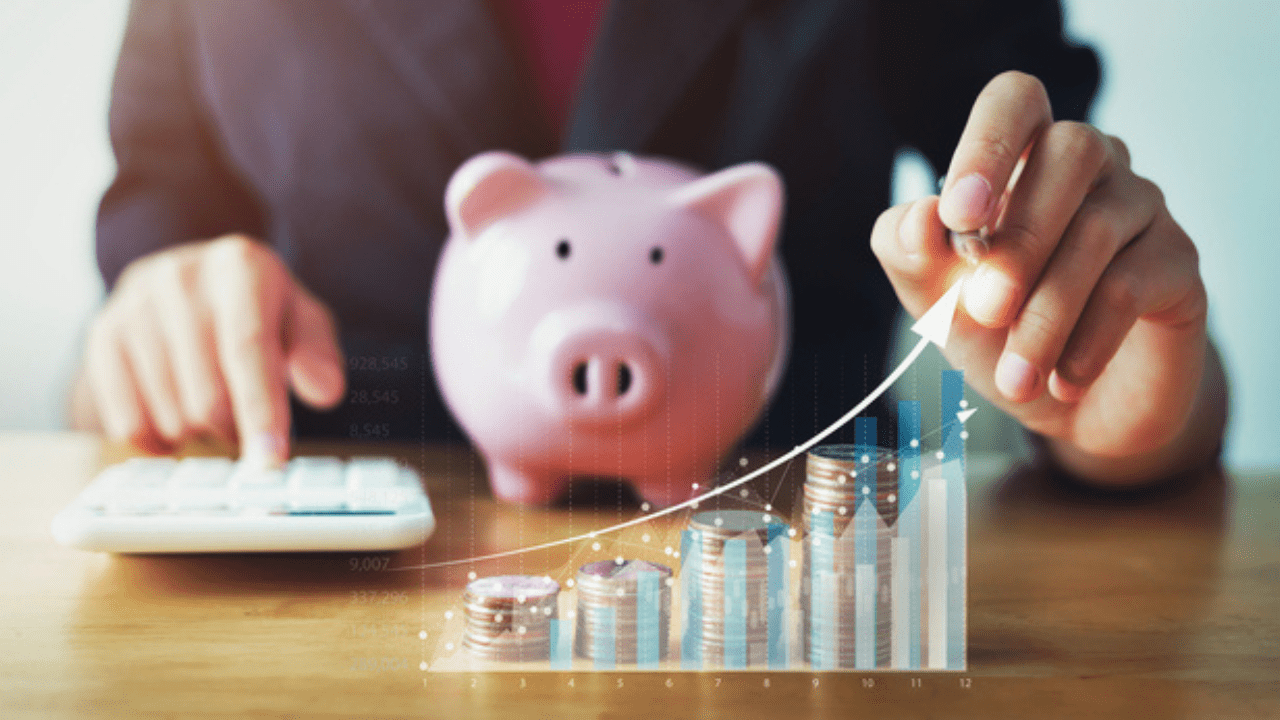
[532,310,667,428]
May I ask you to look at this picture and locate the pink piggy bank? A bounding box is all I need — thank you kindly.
[430,151,789,506]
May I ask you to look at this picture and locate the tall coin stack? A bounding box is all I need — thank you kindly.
[574,559,673,664]
[687,510,786,667]
[462,575,560,662]
[802,445,898,668]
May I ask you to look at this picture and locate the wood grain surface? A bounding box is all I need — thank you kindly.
[0,432,1276,719]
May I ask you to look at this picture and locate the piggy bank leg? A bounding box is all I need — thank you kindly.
[485,458,570,505]
[632,461,721,509]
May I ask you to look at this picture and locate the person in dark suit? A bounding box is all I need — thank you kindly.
[71,0,1227,488]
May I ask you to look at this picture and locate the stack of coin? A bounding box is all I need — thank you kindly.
[687,510,788,667]
[574,559,673,663]
[801,445,898,668]
[461,575,560,662]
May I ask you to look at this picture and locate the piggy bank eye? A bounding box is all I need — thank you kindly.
[556,239,571,260]
[649,246,664,265]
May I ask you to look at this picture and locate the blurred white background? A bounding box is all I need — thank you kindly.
[0,0,1277,467]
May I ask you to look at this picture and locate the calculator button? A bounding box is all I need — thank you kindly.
[289,496,348,512]
[287,457,346,491]
[171,457,234,488]
[106,496,168,515]
[116,458,177,489]
[346,458,403,489]
[229,465,286,488]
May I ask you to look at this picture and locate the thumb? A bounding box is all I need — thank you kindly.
[283,287,346,409]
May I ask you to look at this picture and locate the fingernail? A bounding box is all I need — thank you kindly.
[1048,371,1087,404]
[995,352,1039,401]
[241,431,286,468]
[964,264,1016,325]
[942,173,992,227]
[949,229,990,265]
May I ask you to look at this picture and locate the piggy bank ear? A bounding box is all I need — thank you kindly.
[445,151,547,241]
[670,162,784,284]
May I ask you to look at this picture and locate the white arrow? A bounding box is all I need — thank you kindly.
[957,408,978,424]
[396,278,966,570]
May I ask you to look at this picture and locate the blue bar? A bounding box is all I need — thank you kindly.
[766,523,788,669]
[941,369,967,670]
[594,605,616,670]
[898,400,922,669]
[809,511,835,669]
[549,617,571,669]
[636,570,660,668]
[680,529,703,669]
[723,537,748,669]
[854,417,877,669]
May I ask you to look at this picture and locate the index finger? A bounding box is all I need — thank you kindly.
[938,71,1053,233]
[204,237,292,467]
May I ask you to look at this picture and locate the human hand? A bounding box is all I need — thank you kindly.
[871,71,1214,483]
[78,235,345,464]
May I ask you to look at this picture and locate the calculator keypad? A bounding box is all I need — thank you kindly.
[81,456,421,517]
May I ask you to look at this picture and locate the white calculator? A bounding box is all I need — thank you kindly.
[51,456,435,553]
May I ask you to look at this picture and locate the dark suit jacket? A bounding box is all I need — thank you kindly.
[98,0,1098,448]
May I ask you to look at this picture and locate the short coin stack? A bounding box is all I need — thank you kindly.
[462,575,560,662]
[801,445,898,668]
[687,509,785,667]
[574,559,673,664]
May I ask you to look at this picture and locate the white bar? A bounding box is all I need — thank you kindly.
[891,537,909,668]
[855,564,875,669]
[927,476,948,669]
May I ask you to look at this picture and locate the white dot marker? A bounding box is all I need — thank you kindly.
[567,578,576,588]
[419,661,428,671]
[762,514,772,523]
[788,528,797,538]
[673,550,680,558]
[838,507,847,516]
[665,546,673,555]
[911,470,920,479]
[495,613,503,623]
[789,559,798,568]
[691,501,699,509]
[765,503,772,511]
[837,474,846,485]
[936,450,945,460]
[886,462,896,472]
[862,486,870,495]
[467,571,477,581]
[642,533,651,543]
[960,399,968,408]
[641,502,651,512]
[518,625,527,635]
[615,556,624,565]
[516,594,526,604]
[691,483,699,490]
[740,488,749,498]
[714,517,724,527]
[961,430,969,440]
[910,439,919,448]
[861,454,870,463]
[419,630,428,640]
[665,577,674,587]
[739,457,749,467]
[445,642,454,651]
[592,542,601,551]
[887,493,897,504]
[763,545,772,554]
[444,610,454,620]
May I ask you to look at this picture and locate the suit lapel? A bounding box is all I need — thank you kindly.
[566,0,753,152]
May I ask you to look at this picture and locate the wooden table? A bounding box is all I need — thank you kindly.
[1,432,1276,719]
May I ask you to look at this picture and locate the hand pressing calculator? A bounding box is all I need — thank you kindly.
[51,456,435,553]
